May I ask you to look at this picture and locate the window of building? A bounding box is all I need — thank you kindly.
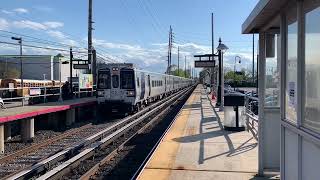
[285,4,298,123]
[265,34,281,107]
[303,1,320,133]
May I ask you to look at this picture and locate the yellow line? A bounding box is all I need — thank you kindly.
[138,89,199,180]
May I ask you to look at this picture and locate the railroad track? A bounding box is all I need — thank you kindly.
[35,87,193,180]
[86,86,194,180]
[1,86,194,179]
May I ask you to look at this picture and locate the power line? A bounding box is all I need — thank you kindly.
[0,40,87,53]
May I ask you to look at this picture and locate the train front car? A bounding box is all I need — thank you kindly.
[97,63,136,114]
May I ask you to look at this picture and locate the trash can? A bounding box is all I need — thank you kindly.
[224,93,246,131]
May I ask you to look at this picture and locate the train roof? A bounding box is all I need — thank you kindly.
[98,63,193,80]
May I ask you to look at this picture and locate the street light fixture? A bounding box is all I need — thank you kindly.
[216,38,228,110]
[11,37,24,106]
[234,56,241,91]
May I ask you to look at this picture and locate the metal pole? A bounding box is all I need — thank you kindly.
[167,29,170,74]
[234,57,236,91]
[185,56,187,78]
[92,48,97,88]
[252,33,255,83]
[59,58,62,101]
[211,13,215,94]
[211,13,214,55]
[177,46,180,76]
[70,47,73,97]
[217,49,222,106]
[169,26,171,74]
[18,39,24,106]
[88,0,93,74]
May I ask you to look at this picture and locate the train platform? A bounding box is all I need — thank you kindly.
[137,85,273,180]
[0,97,96,123]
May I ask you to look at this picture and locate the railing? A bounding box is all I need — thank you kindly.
[245,95,259,140]
[0,85,96,109]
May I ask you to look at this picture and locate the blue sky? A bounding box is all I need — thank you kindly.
[0,0,258,73]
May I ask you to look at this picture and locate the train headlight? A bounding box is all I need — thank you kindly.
[97,91,105,97]
[127,90,135,97]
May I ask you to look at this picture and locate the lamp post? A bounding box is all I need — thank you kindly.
[216,38,228,110]
[234,56,241,91]
[11,37,23,106]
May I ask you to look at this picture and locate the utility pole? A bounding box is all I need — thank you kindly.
[167,34,170,74]
[185,56,187,78]
[88,0,93,74]
[211,13,215,94]
[69,47,73,97]
[211,13,214,55]
[92,48,97,85]
[177,46,180,76]
[170,26,173,74]
[167,26,171,74]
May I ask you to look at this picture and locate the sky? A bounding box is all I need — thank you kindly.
[0,0,259,74]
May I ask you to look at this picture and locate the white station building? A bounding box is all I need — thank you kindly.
[243,0,320,179]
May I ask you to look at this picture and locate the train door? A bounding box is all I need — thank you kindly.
[140,72,145,100]
[148,75,151,96]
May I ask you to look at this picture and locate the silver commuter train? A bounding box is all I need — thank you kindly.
[96,63,194,113]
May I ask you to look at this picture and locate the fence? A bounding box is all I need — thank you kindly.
[0,85,96,109]
[245,95,259,140]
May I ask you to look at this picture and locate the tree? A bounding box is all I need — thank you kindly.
[172,69,190,78]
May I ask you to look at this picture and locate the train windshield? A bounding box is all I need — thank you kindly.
[120,69,134,89]
[112,75,119,88]
[98,70,111,89]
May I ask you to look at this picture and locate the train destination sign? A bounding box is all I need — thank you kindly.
[73,64,89,69]
[194,60,215,68]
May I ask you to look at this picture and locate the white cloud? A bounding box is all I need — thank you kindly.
[47,30,67,39]
[13,8,28,14]
[12,20,64,31]
[93,38,143,52]
[1,10,13,14]
[47,30,79,47]
[0,18,9,30]
[43,21,64,29]
[12,20,47,30]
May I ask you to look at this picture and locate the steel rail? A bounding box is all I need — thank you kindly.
[80,86,194,180]
[131,86,195,180]
[6,86,193,180]
[0,124,93,165]
[37,87,194,180]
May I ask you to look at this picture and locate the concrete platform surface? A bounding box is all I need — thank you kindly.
[0,97,96,123]
[138,85,276,180]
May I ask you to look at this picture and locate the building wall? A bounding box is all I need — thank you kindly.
[0,55,81,81]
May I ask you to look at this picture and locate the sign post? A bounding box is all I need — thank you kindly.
[194,54,218,101]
